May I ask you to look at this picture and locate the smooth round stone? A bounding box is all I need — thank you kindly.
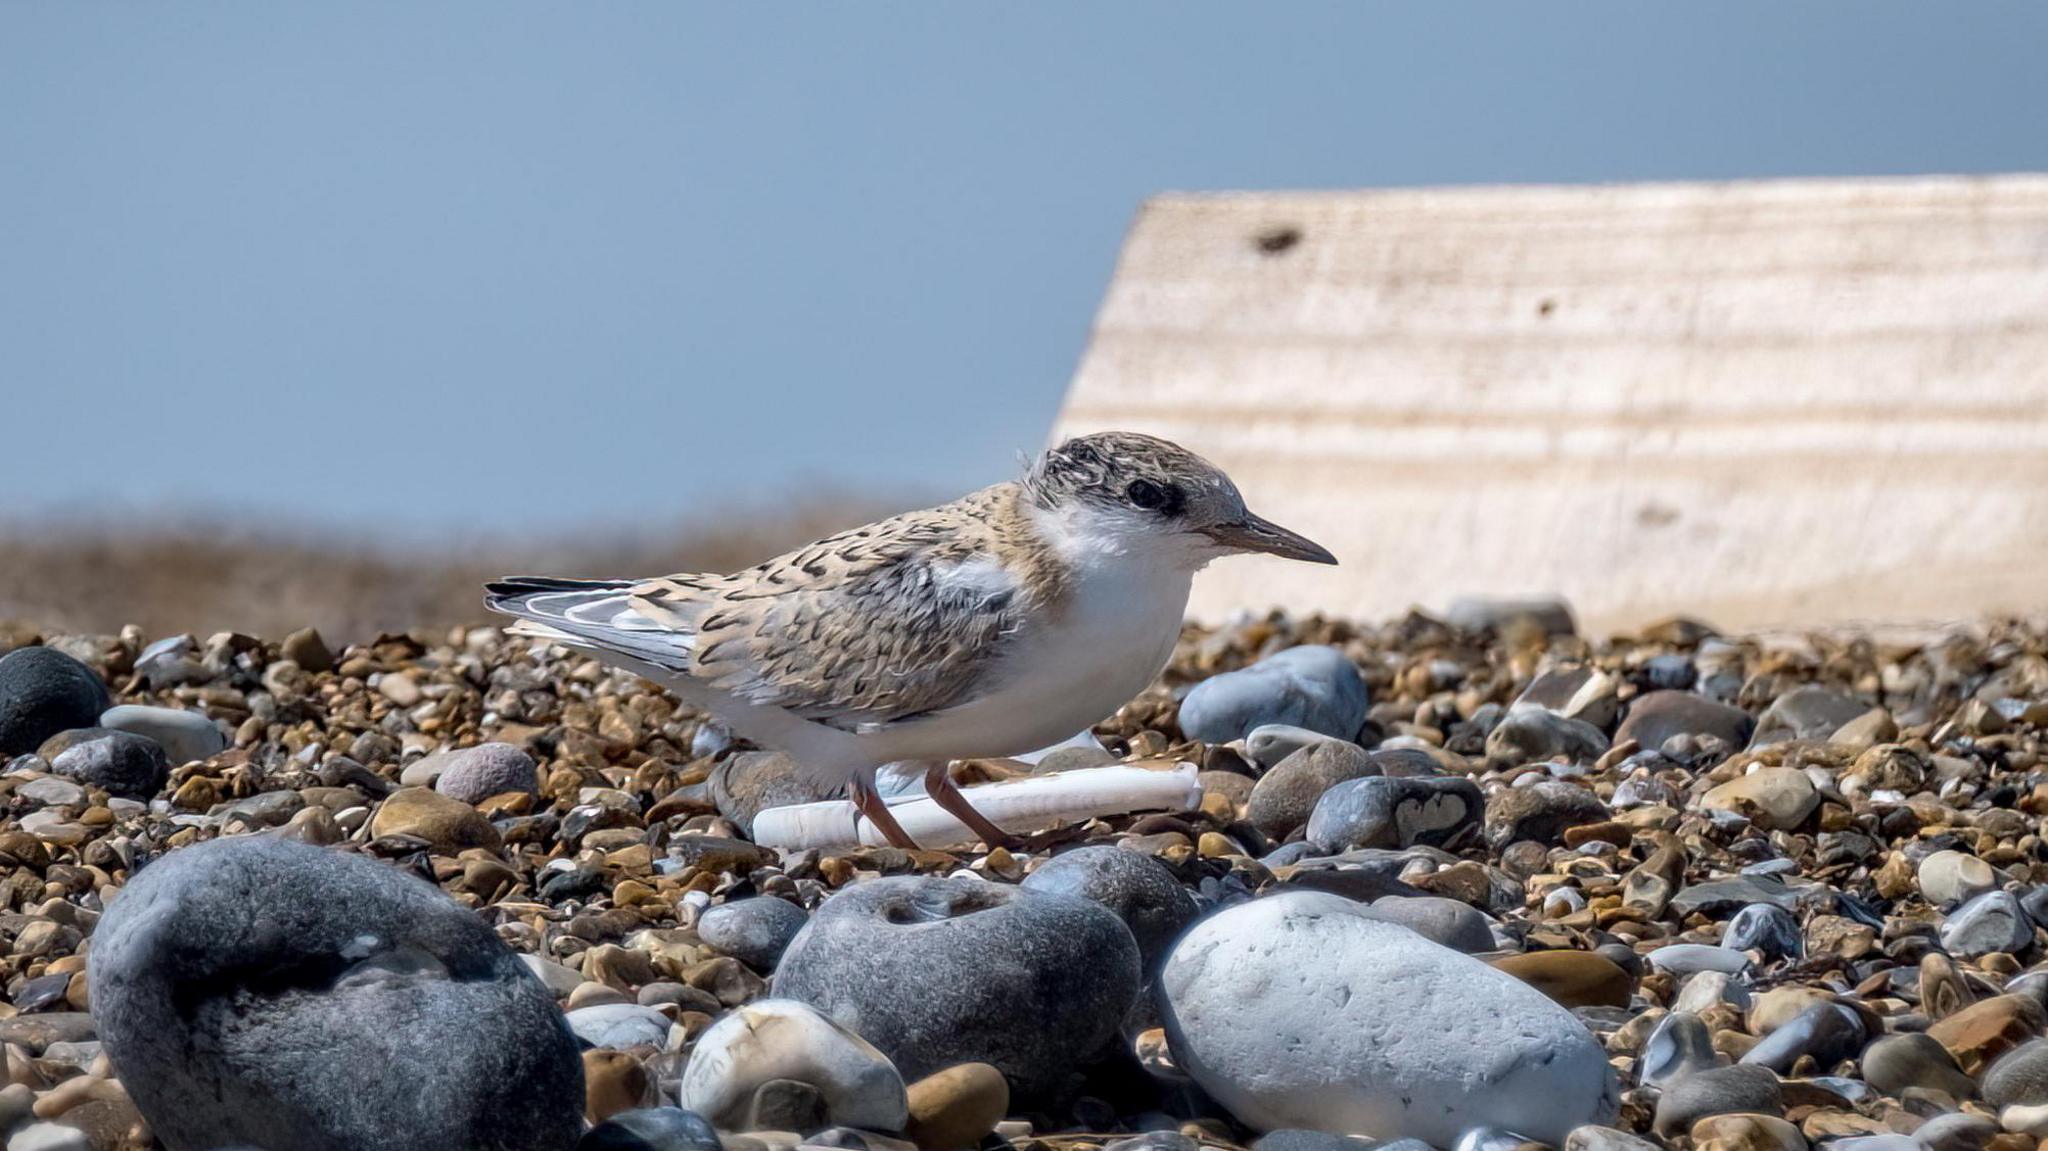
[1723,903,1803,961]
[679,1000,906,1132]
[2005,1104,2048,1137]
[15,776,86,810]
[1648,944,1753,977]
[1920,850,2000,908]
[96,704,226,766]
[1915,1113,1998,1151]
[1700,769,1819,832]
[1563,1127,1660,1151]
[1686,1114,1805,1151]
[1176,645,1368,745]
[6,1125,90,1151]
[1943,890,2035,958]
[1738,1003,1864,1074]
[698,898,810,973]
[1750,685,1869,746]
[0,647,110,757]
[1243,725,1359,770]
[1824,1138,1921,1151]
[711,751,840,833]
[1251,1133,1381,1151]
[1651,1065,1784,1136]
[368,787,501,852]
[1019,845,1198,970]
[1304,775,1484,854]
[1861,1032,1977,1099]
[1673,972,1749,1015]
[1453,1128,1529,1151]
[1364,895,1496,953]
[1490,951,1634,1009]
[1613,691,1753,751]
[1246,742,1389,841]
[568,1004,676,1050]
[1484,779,1610,847]
[1639,1012,1717,1088]
[773,875,1140,1102]
[45,729,168,798]
[90,837,582,1150]
[1985,1037,2048,1107]
[903,1063,1009,1151]
[1159,891,1617,1144]
[427,743,541,805]
[579,1108,725,1151]
[1483,708,1610,770]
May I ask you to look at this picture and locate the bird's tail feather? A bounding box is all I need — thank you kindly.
[484,576,693,670]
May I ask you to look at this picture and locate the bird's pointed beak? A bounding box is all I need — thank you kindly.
[1203,512,1338,565]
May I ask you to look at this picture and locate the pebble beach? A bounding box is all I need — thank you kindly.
[0,605,2045,1151]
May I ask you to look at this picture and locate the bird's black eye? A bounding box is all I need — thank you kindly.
[1125,479,1176,512]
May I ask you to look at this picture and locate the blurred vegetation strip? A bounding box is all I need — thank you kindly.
[0,502,901,643]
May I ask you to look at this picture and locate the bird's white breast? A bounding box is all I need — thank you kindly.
[878,528,1194,762]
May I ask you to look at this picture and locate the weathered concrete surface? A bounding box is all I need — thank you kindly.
[1054,176,2048,632]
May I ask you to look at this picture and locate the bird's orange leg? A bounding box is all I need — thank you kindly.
[922,761,1021,851]
[849,770,922,850]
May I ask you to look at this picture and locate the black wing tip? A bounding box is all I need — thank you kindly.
[485,575,631,594]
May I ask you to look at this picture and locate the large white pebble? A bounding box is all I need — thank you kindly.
[680,999,908,1132]
[1160,891,1617,1144]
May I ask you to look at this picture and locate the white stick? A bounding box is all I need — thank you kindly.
[749,761,1204,851]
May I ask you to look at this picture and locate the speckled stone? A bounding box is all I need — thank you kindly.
[774,875,1141,1102]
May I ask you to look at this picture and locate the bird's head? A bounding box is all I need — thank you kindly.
[1022,431,1336,569]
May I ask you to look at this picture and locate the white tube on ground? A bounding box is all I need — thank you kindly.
[749,761,1203,851]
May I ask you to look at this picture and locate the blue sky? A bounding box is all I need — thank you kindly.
[6,4,2047,534]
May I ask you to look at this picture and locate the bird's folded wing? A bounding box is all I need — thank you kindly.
[631,510,1034,733]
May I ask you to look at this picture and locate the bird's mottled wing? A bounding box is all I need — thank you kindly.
[630,486,1054,732]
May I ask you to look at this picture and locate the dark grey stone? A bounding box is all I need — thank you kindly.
[579,1108,724,1151]
[1650,1064,1784,1135]
[747,1079,827,1133]
[1861,1032,1976,1100]
[1668,874,1822,919]
[0,648,110,758]
[1484,779,1609,847]
[772,875,1141,1102]
[1304,775,1483,853]
[1639,656,1698,693]
[1723,902,1803,960]
[1750,685,1868,746]
[1614,691,1753,750]
[698,897,809,973]
[1983,1036,2048,1107]
[1483,708,1609,770]
[46,730,168,798]
[1364,895,1495,953]
[90,836,582,1151]
[1176,645,1368,745]
[1738,1003,1864,1074]
[1020,845,1198,971]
